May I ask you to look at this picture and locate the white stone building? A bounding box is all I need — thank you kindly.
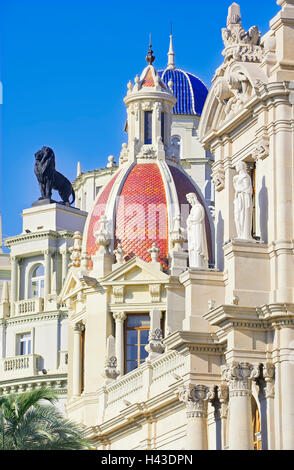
[73,36,214,215]
[0,204,87,412]
[59,0,294,450]
[2,0,294,452]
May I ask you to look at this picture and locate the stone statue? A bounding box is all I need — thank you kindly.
[34,146,75,206]
[186,193,208,269]
[233,161,253,240]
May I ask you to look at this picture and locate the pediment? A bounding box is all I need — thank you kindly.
[199,61,268,144]
[59,269,83,302]
[100,257,169,286]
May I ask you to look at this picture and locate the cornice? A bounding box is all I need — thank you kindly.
[2,310,68,327]
[203,303,294,331]
[179,268,225,287]
[0,373,68,395]
[5,230,75,248]
[164,330,225,354]
[93,388,180,438]
[201,81,292,149]
[73,166,119,189]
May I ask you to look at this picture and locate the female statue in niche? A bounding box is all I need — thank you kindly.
[233,161,253,240]
[186,193,208,269]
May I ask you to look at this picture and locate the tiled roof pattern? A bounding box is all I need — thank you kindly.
[114,163,168,270]
[142,69,155,87]
[159,69,208,115]
[86,170,121,262]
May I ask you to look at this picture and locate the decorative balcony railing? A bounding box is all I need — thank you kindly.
[15,298,44,315]
[1,354,40,378]
[100,350,185,421]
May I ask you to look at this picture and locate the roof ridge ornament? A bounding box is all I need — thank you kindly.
[146,35,155,65]
[221,2,263,64]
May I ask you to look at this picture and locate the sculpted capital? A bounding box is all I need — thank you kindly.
[113,311,127,323]
[179,384,213,418]
[222,362,258,397]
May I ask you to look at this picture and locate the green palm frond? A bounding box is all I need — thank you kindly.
[0,387,92,450]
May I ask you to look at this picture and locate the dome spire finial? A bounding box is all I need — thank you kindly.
[167,24,175,70]
[146,34,155,65]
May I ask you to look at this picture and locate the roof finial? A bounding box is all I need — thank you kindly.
[167,25,175,70]
[77,161,82,177]
[146,34,155,65]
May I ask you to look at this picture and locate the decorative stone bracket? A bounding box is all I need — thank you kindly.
[104,356,120,382]
[113,286,124,304]
[252,135,270,161]
[145,328,165,360]
[149,284,161,303]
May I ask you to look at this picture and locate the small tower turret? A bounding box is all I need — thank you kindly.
[122,44,177,164]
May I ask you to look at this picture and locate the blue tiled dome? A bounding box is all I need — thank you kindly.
[159,68,208,116]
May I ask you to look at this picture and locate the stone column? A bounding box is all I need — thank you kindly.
[10,256,18,315]
[218,383,229,450]
[223,362,257,450]
[61,249,70,284]
[179,384,212,450]
[279,327,294,449]
[113,312,126,376]
[263,363,275,450]
[18,259,24,301]
[274,103,293,302]
[73,323,84,397]
[44,249,51,301]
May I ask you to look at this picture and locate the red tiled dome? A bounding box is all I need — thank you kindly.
[115,163,168,270]
[85,161,213,272]
[86,170,121,259]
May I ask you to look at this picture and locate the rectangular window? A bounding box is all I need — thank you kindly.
[18,333,31,356]
[161,112,165,144]
[144,111,152,145]
[125,315,150,373]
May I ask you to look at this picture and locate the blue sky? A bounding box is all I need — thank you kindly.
[0,0,279,243]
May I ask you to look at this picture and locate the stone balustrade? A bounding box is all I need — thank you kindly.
[0,373,67,396]
[1,354,40,378]
[99,350,185,421]
[15,298,44,315]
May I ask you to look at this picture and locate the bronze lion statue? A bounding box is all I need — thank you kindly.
[34,146,75,206]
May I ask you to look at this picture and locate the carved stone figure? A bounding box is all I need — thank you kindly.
[233,161,253,240]
[34,146,75,205]
[186,193,208,269]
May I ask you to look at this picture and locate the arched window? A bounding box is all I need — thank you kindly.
[171,136,181,159]
[252,397,261,450]
[30,264,45,298]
